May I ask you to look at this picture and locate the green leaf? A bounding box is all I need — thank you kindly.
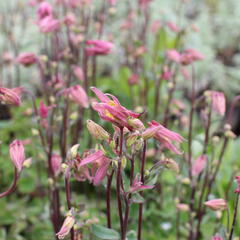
[91,224,120,240]
[132,193,145,204]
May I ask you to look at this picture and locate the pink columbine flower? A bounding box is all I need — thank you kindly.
[63,85,89,108]
[180,49,204,65]
[51,154,62,176]
[76,150,110,186]
[56,214,75,239]
[129,175,153,193]
[91,87,141,131]
[191,155,207,177]
[235,176,240,194]
[39,100,55,119]
[151,20,161,33]
[161,69,172,80]
[204,199,227,211]
[63,13,76,26]
[0,87,22,106]
[9,140,25,172]
[212,235,223,240]
[167,21,180,33]
[128,74,139,86]
[207,91,226,116]
[166,49,181,63]
[16,53,37,66]
[73,66,84,82]
[108,0,117,5]
[37,1,53,20]
[146,120,184,154]
[38,16,61,33]
[85,40,114,56]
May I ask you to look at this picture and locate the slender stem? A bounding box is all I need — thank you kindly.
[65,169,74,240]
[106,170,114,228]
[0,167,18,198]
[116,127,124,237]
[229,194,240,240]
[137,140,147,240]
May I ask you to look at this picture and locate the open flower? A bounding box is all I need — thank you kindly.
[0,87,23,106]
[85,40,114,56]
[16,53,37,66]
[146,120,184,154]
[37,1,53,20]
[75,150,110,186]
[91,87,142,131]
[191,155,207,177]
[129,175,153,194]
[38,16,60,33]
[180,49,204,65]
[9,140,25,172]
[204,199,227,211]
[39,100,55,119]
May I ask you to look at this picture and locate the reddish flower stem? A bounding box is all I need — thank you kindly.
[137,140,147,240]
[0,167,18,198]
[229,193,240,240]
[106,169,114,228]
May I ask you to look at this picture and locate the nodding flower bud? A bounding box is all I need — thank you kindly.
[224,130,236,139]
[0,87,22,106]
[176,203,189,212]
[134,138,144,152]
[56,212,75,239]
[9,140,25,173]
[67,144,80,160]
[126,132,139,147]
[86,120,110,141]
[204,199,227,211]
[127,118,145,131]
[162,158,179,173]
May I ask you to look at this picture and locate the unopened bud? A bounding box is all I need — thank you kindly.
[134,139,144,151]
[126,132,139,147]
[86,120,110,141]
[204,199,227,211]
[127,118,145,131]
[224,124,232,131]
[122,156,127,169]
[163,158,179,173]
[109,139,116,150]
[225,130,236,139]
[212,136,220,144]
[176,203,189,212]
[67,144,80,160]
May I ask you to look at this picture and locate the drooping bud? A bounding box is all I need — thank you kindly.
[127,118,145,131]
[56,213,75,239]
[126,132,139,147]
[86,120,110,141]
[176,203,189,212]
[162,158,179,173]
[9,140,25,173]
[204,199,227,211]
[67,144,80,160]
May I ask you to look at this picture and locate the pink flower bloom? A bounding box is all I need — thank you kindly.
[212,235,223,240]
[17,53,37,66]
[91,87,141,130]
[63,13,76,26]
[167,21,180,33]
[161,69,172,80]
[191,155,207,177]
[51,154,62,176]
[129,175,153,193]
[204,199,227,211]
[39,100,55,118]
[37,2,53,20]
[73,66,84,82]
[9,140,25,172]
[76,150,110,186]
[147,120,184,154]
[166,49,181,63]
[151,20,161,33]
[63,85,89,108]
[128,74,139,86]
[85,40,114,56]
[0,87,22,106]
[207,91,226,116]
[235,176,240,194]
[180,49,204,65]
[108,0,117,5]
[56,214,75,239]
[38,16,61,33]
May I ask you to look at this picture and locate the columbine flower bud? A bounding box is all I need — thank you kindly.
[121,156,127,169]
[109,139,116,150]
[204,199,227,211]
[56,214,75,239]
[9,140,25,173]
[163,158,179,173]
[224,130,236,139]
[212,136,220,144]
[134,139,144,151]
[126,132,139,147]
[23,158,32,168]
[127,118,145,131]
[86,120,110,141]
[67,144,80,160]
[176,203,189,212]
